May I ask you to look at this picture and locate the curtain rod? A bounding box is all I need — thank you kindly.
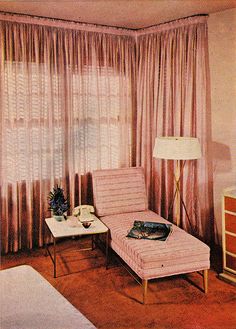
[136,15,208,36]
[0,11,208,37]
[0,11,135,36]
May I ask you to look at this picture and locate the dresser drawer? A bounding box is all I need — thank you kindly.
[225,197,236,213]
[225,234,236,254]
[226,253,236,271]
[225,213,236,234]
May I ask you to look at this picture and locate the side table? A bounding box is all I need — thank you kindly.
[44,215,109,278]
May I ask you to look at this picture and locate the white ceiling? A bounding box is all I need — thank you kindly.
[0,0,236,29]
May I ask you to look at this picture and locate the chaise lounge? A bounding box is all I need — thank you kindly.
[92,167,210,304]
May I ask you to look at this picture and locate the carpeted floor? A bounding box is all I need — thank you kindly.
[1,237,236,329]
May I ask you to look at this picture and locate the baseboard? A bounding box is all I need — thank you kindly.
[218,272,236,286]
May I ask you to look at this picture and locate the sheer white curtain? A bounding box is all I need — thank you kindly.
[0,21,135,253]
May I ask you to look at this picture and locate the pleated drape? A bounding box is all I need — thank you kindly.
[0,20,135,253]
[136,18,214,242]
[0,14,213,253]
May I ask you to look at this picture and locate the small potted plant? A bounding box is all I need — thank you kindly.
[48,185,70,221]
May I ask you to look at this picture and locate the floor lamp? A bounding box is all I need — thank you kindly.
[153,137,202,227]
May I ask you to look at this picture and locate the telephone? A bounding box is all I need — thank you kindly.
[72,205,95,221]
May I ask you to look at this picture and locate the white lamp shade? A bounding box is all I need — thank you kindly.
[153,136,202,160]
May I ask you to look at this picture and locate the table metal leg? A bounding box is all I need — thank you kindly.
[44,222,57,278]
[106,231,109,269]
[53,237,57,278]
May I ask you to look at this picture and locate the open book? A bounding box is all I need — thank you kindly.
[127,220,172,241]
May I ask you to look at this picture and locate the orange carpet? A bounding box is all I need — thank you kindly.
[1,237,236,329]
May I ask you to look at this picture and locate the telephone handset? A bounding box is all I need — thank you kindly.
[73,205,95,221]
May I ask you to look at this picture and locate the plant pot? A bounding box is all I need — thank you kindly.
[53,215,64,222]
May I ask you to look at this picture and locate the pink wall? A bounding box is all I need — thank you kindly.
[208,8,236,245]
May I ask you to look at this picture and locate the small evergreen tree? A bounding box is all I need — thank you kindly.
[48,185,70,216]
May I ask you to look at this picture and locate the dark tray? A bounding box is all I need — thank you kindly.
[127,220,172,241]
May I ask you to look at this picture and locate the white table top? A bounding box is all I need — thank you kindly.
[45,215,108,238]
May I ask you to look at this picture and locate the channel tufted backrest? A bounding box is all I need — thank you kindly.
[92,167,148,217]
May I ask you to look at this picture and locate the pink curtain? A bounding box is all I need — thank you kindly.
[0,14,213,253]
[0,20,135,253]
[136,17,214,243]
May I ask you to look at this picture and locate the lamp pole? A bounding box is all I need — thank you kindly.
[174,159,181,227]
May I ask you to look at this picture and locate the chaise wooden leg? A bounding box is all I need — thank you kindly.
[142,279,148,304]
[203,269,208,294]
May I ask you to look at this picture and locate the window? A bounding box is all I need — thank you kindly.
[3,62,132,182]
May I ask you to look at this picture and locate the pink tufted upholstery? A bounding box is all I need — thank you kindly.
[92,167,210,303]
[92,167,148,216]
[100,210,209,280]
